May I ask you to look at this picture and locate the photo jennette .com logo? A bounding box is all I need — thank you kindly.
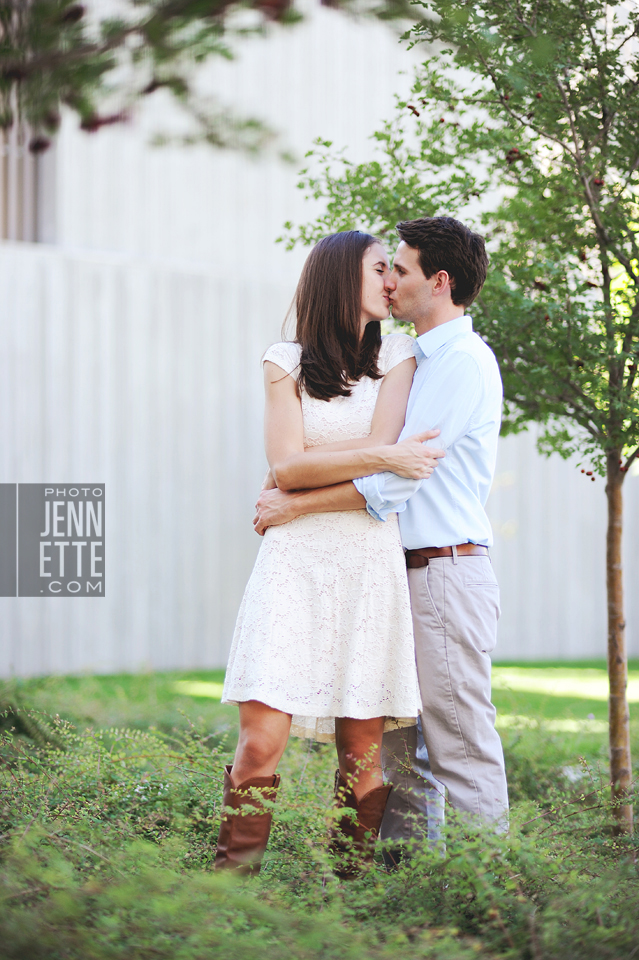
[0,484,105,597]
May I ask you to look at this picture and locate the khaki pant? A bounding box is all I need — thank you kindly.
[380,720,445,848]
[381,555,509,837]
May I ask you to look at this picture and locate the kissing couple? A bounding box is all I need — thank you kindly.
[215,216,509,877]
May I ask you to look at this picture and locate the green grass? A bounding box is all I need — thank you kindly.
[5,659,639,803]
[492,659,639,717]
[2,662,639,959]
[7,659,639,760]
[490,660,639,762]
[5,669,232,737]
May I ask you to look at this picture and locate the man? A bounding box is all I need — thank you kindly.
[254,216,509,837]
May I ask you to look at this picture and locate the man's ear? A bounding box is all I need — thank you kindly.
[432,270,452,297]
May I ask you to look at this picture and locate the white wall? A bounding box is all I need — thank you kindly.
[1,242,638,677]
[1,3,636,675]
[0,244,286,675]
[54,3,419,274]
[488,431,639,661]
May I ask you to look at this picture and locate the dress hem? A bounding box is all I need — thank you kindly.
[221,693,420,720]
[222,692,418,744]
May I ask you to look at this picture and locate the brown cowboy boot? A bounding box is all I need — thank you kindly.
[214,764,280,875]
[328,769,391,879]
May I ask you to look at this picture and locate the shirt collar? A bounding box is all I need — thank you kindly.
[414,315,473,362]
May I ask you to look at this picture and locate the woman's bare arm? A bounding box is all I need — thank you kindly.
[260,357,416,486]
[264,358,444,492]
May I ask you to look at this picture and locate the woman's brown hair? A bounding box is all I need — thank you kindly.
[290,231,383,401]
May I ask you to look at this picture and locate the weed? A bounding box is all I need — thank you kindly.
[0,674,637,959]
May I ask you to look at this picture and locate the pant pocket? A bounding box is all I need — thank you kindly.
[463,557,498,587]
[423,566,445,630]
[465,582,501,651]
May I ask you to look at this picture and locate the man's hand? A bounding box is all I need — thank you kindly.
[382,429,446,479]
[254,488,301,536]
[261,468,277,491]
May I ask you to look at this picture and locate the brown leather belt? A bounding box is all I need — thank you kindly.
[405,544,489,568]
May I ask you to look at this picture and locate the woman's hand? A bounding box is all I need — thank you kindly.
[382,429,445,480]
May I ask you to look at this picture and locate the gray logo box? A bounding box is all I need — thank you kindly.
[0,484,17,597]
[18,485,105,597]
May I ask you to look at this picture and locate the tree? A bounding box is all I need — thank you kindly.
[0,0,414,153]
[283,0,639,831]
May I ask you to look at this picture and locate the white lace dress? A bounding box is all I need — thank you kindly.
[222,333,421,742]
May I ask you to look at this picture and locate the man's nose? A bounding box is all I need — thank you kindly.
[385,273,397,291]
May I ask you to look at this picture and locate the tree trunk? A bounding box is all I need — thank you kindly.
[606,453,633,832]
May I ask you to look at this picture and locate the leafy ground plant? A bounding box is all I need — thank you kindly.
[1,669,638,959]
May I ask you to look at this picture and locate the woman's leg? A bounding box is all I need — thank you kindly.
[334,716,385,798]
[232,700,292,783]
[215,701,291,873]
[330,716,390,878]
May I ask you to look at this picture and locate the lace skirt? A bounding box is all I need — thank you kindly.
[222,509,421,743]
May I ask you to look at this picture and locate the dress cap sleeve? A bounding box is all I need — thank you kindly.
[378,333,417,375]
[262,341,302,380]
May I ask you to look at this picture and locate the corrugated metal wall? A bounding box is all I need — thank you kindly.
[1,3,638,675]
[1,242,639,676]
[54,4,420,270]
[490,432,639,662]
[0,244,288,675]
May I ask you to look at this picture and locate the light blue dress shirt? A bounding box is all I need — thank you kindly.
[353,315,502,549]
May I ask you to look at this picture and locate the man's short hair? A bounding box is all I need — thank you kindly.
[395,216,488,307]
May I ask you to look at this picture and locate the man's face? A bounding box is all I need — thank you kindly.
[385,241,434,324]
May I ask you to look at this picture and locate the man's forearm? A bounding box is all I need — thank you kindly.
[288,481,365,516]
[273,430,444,492]
[273,445,391,492]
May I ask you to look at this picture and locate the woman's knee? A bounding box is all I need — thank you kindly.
[237,728,283,765]
[336,718,384,757]
[235,711,290,776]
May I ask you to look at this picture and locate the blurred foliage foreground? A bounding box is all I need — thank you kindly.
[1,671,638,960]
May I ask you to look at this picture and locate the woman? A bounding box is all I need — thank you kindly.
[216,231,441,876]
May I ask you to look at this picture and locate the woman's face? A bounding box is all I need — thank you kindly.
[360,242,391,334]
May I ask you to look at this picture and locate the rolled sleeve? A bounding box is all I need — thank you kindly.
[354,473,422,522]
